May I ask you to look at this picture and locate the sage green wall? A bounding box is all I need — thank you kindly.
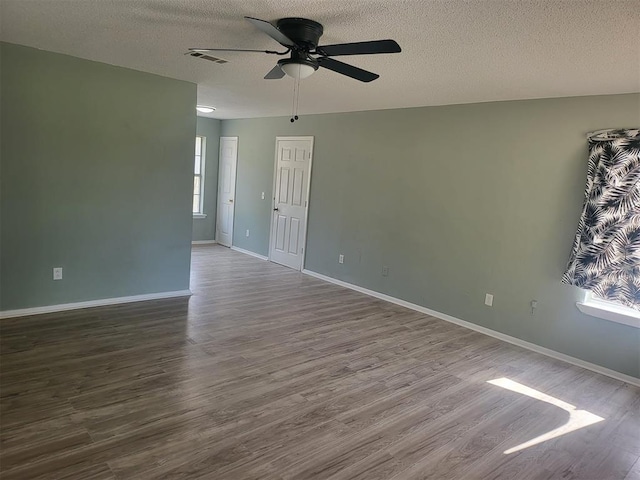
[221,93,640,378]
[0,43,197,310]
[192,116,221,241]
[226,123,278,254]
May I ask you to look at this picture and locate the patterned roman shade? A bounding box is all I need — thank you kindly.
[562,129,640,309]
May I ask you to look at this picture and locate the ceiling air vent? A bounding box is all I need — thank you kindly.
[185,52,228,64]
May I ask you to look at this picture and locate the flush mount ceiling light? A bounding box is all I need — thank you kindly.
[196,105,215,113]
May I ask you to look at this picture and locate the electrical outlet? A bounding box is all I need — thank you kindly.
[338,254,344,264]
[53,267,63,280]
[485,293,494,306]
[382,266,389,277]
[261,192,265,200]
[246,229,250,237]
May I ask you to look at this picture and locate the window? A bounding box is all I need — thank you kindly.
[577,291,640,329]
[193,136,206,218]
[563,129,640,319]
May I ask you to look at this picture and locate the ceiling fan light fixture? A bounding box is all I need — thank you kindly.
[190,17,401,84]
[279,59,318,79]
[196,105,216,113]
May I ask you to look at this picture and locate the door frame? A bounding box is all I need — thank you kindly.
[216,136,238,247]
[268,136,314,271]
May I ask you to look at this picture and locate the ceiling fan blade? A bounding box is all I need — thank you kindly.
[189,48,285,54]
[244,16,296,48]
[264,65,285,79]
[317,57,379,82]
[316,39,401,56]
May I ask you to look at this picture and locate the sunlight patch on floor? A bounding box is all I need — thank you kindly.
[487,377,604,454]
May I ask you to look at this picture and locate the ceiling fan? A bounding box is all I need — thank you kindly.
[190,16,401,83]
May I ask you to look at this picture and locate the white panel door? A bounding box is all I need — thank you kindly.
[216,137,238,247]
[269,137,313,270]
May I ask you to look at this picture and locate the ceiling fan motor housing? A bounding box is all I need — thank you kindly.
[276,18,324,51]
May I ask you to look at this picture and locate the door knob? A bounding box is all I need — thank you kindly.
[229,199,233,203]
[273,207,279,211]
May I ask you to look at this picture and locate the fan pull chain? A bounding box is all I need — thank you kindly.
[290,69,301,123]
[294,75,300,120]
[290,77,296,122]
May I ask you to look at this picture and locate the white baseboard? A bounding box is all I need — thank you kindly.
[0,290,193,320]
[192,240,217,245]
[302,269,640,387]
[231,246,269,261]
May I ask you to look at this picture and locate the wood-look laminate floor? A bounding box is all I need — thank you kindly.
[1,246,639,479]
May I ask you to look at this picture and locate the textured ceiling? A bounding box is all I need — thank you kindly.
[1,0,639,119]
